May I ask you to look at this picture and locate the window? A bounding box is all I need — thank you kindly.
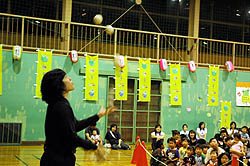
[106,77,162,143]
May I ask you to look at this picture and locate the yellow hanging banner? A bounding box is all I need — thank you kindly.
[139,58,151,102]
[170,64,182,105]
[220,101,231,129]
[35,51,52,98]
[208,66,219,106]
[0,45,2,95]
[85,55,98,100]
[115,57,127,100]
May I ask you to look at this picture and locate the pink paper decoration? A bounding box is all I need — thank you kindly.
[225,61,234,72]
[188,61,196,72]
[160,59,167,71]
[70,50,78,63]
[115,55,125,68]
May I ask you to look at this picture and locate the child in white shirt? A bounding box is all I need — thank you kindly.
[91,129,103,146]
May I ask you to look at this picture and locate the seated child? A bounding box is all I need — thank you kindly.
[230,133,245,159]
[240,126,249,145]
[202,144,210,157]
[195,144,205,166]
[179,137,189,162]
[182,146,196,166]
[150,140,168,166]
[240,126,249,152]
[217,152,231,166]
[166,137,180,166]
[90,129,103,146]
[206,150,218,166]
[172,130,182,149]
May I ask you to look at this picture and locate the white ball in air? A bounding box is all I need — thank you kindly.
[93,14,103,25]
[106,25,114,35]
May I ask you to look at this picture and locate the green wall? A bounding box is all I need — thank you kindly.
[0,51,250,142]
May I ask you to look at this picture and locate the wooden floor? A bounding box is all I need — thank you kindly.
[0,145,151,166]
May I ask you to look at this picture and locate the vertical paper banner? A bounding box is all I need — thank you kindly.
[139,58,151,102]
[0,45,2,95]
[85,55,98,100]
[220,101,231,129]
[115,57,127,100]
[170,64,182,105]
[208,66,219,106]
[35,51,52,98]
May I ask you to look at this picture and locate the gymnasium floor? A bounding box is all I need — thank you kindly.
[0,145,151,166]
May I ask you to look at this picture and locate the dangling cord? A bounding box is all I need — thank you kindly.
[140,4,184,61]
[78,4,136,52]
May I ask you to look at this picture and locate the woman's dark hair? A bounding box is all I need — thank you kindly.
[154,124,162,133]
[41,69,66,104]
[218,152,231,166]
[188,130,196,140]
[182,124,188,129]
[199,122,205,130]
[110,124,117,130]
[230,121,237,129]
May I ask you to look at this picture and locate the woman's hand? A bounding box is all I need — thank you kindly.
[118,139,122,147]
[98,106,117,118]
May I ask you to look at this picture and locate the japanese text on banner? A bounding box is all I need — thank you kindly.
[221,101,231,129]
[85,55,98,100]
[139,58,151,102]
[170,64,182,105]
[35,51,52,98]
[208,66,219,106]
[115,57,127,100]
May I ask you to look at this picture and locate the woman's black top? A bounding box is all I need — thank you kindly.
[105,131,121,145]
[44,97,99,154]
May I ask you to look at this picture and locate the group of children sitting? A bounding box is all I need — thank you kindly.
[150,122,250,166]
